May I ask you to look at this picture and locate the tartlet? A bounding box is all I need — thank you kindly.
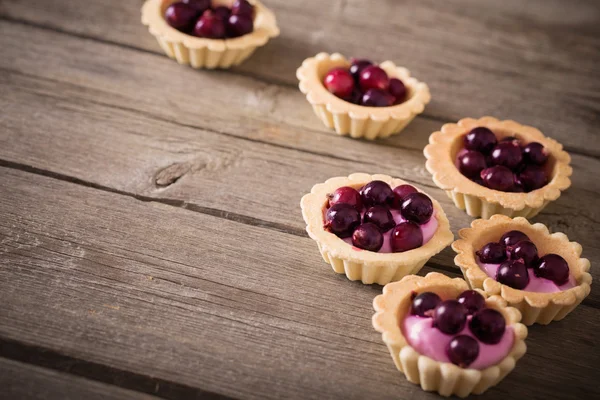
[424,117,572,219]
[373,272,527,397]
[296,53,430,140]
[300,173,453,285]
[452,215,592,325]
[141,0,279,69]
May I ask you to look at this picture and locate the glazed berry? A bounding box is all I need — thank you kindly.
[392,185,418,208]
[469,309,506,344]
[476,242,507,264]
[500,230,529,248]
[165,2,198,31]
[361,88,394,107]
[464,127,497,154]
[410,292,442,317]
[511,240,538,267]
[490,141,523,170]
[522,142,548,165]
[349,59,372,82]
[194,10,226,38]
[496,260,529,289]
[359,65,389,91]
[400,193,433,224]
[519,165,548,192]
[447,335,480,367]
[323,68,355,98]
[324,203,361,238]
[360,181,394,207]
[182,0,211,12]
[457,290,486,314]
[458,151,487,178]
[480,166,514,191]
[433,300,468,335]
[227,13,253,37]
[535,254,570,285]
[364,206,396,232]
[390,222,423,253]
[213,5,231,20]
[352,223,384,252]
[231,0,254,16]
[328,186,362,211]
[347,89,363,105]
[388,78,407,104]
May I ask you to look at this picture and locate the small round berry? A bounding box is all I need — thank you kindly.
[490,141,523,170]
[500,230,529,248]
[388,78,407,104]
[476,242,507,264]
[433,300,468,335]
[392,184,418,208]
[359,65,389,91]
[400,193,433,224]
[511,240,538,267]
[522,142,548,165]
[349,59,372,82]
[352,223,384,252]
[364,206,395,232]
[457,290,486,314]
[227,13,253,37]
[165,2,198,31]
[323,68,355,99]
[447,335,480,367]
[458,150,487,178]
[464,127,497,154]
[519,165,548,192]
[390,222,423,253]
[534,254,570,285]
[328,186,362,211]
[361,88,394,107]
[212,5,231,20]
[360,181,394,207]
[231,0,254,16]
[469,309,506,344]
[496,260,529,290]
[411,292,442,317]
[193,10,226,38]
[480,166,514,191]
[324,204,361,238]
[182,0,211,12]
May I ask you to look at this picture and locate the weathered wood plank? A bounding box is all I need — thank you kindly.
[0,358,161,400]
[0,167,598,400]
[2,0,599,155]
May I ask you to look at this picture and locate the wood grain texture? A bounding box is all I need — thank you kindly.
[0,358,160,400]
[1,167,599,400]
[1,0,599,156]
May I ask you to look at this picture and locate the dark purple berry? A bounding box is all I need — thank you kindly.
[231,0,254,16]
[361,88,394,107]
[212,5,231,20]
[194,10,226,38]
[469,308,506,344]
[410,292,442,317]
[490,141,523,170]
[388,78,407,104]
[464,127,497,154]
[352,223,383,252]
[400,193,434,224]
[364,206,395,232]
[165,2,198,31]
[457,290,486,314]
[447,335,480,367]
[519,165,548,192]
[496,260,529,290]
[349,59,373,82]
[458,151,487,178]
[522,142,548,165]
[500,230,529,248]
[328,186,362,211]
[480,166,514,191]
[227,13,253,37]
[433,300,468,335]
[324,204,361,238]
[534,254,570,285]
[360,181,394,207]
[511,240,538,267]
[501,136,519,143]
[392,184,418,208]
[390,222,423,253]
[182,0,211,13]
[476,242,507,264]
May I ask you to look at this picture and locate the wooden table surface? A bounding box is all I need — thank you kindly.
[1,0,599,399]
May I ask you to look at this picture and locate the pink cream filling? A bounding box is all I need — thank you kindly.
[476,259,576,293]
[342,210,439,253]
[403,315,514,370]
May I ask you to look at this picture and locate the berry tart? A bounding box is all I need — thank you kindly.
[373,272,527,397]
[141,0,279,69]
[297,53,430,140]
[453,215,592,325]
[300,173,453,284]
[424,117,572,219]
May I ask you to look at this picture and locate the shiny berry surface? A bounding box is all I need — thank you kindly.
[390,222,423,253]
[411,292,442,317]
[496,260,529,289]
[231,0,254,16]
[361,88,393,107]
[433,300,468,335]
[165,2,198,31]
[359,65,389,91]
[476,242,507,263]
[352,223,383,252]
[400,193,433,224]
[457,290,486,314]
[323,68,355,98]
[328,186,362,211]
[360,181,394,207]
[480,166,514,191]
[388,78,407,103]
[324,204,361,238]
[500,230,529,248]
[511,240,538,267]
[182,0,211,12]
[464,127,497,154]
[227,13,253,37]
[447,335,480,367]
[490,141,523,170]
[458,150,487,178]
[349,59,372,82]
[535,254,570,285]
[519,165,548,191]
[522,142,548,165]
[194,10,226,38]
[392,185,418,208]
[364,206,395,232]
[469,309,506,344]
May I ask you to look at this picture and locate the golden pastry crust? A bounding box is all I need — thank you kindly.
[141,0,279,69]
[424,117,572,219]
[296,53,430,140]
[452,215,592,325]
[300,173,453,284]
[373,272,528,398]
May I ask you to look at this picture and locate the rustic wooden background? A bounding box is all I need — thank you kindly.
[1,0,599,399]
